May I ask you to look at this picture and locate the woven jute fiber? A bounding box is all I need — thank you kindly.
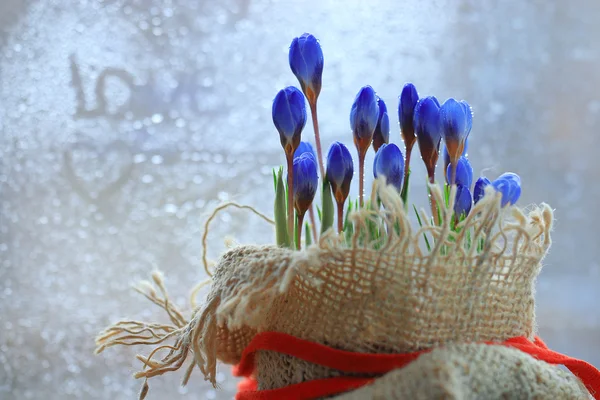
[96,184,590,398]
[334,344,591,399]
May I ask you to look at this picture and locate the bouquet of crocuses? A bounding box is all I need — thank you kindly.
[273,33,522,250]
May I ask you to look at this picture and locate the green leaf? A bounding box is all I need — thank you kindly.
[305,222,312,246]
[444,183,451,207]
[364,200,383,247]
[412,204,431,251]
[273,168,277,192]
[400,168,411,209]
[343,199,354,245]
[320,179,334,234]
[275,168,290,248]
[344,199,353,228]
[317,206,322,222]
[344,217,354,245]
[413,204,423,227]
[478,237,485,253]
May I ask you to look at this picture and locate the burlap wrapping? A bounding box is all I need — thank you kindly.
[95,185,593,399]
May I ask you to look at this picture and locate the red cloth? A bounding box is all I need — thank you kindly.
[233,331,600,400]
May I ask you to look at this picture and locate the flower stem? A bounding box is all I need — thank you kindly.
[309,101,326,179]
[359,151,366,207]
[308,205,318,241]
[400,144,413,205]
[286,155,294,241]
[450,161,457,186]
[337,201,344,233]
[296,211,305,250]
[428,174,440,225]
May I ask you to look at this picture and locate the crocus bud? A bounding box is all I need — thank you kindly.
[440,98,472,167]
[293,153,319,216]
[473,176,491,204]
[350,85,379,157]
[372,97,390,152]
[295,141,316,160]
[461,100,473,136]
[398,83,419,150]
[443,138,468,180]
[446,156,473,188]
[413,96,442,180]
[454,184,473,218]
[272,86,307,157]
[326,142,354,205]
[289,33,324,105]
[491,172,521,207]
[373,143,404,192]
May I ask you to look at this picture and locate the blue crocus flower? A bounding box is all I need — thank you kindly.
[461,101,473,136]
[350,85,379,154]
[491,172,521,207]
[372,97,390,152]
[413,96,442,181]
[295,141,316,160]
[272,86,307,157]
[446,156,473,188]
[398,83,419,150]
[373,143,404,192]
[443,138,468,180]
[440,98,471,170]
[454,184,473,218]
[289,33,324,105]
[293,153,319,216]
[326,142,354,205]
[473,176,491,204]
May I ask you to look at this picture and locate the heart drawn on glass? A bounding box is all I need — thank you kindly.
[64,140,134,203]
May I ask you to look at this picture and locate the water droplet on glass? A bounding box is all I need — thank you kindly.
[163,203,178,214]
[141,174,154,183]
[151,113,164,124]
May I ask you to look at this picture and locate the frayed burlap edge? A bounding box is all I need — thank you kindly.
[95,183,554,399]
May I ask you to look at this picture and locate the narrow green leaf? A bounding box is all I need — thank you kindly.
[273,168,277,192]
[444,184,451,207]
[320,179,334,234]
[413,204,423,227]
[400,168,411,209]
[393,219,401,236]
[305,222,312,246]
[344,217,354,245]
[275,168,290,247]
[344,199,353,228]
[317,206,322,222]
[413,204,431,251]
[342,199,353,245]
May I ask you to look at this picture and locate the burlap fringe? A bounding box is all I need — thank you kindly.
[95,183,554,399]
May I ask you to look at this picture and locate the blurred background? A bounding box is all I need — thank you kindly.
[1,0,600,399]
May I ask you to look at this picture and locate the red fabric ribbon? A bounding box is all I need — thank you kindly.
[232,331,600,400]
